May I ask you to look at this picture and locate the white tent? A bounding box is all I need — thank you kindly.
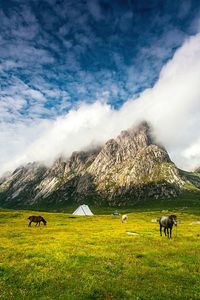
[72,204,94,216]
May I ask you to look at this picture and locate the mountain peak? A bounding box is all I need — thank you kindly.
[0,121,199,208]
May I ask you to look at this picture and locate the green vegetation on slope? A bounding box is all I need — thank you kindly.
[0,207,199,300]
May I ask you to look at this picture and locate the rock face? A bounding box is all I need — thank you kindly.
[0,122,200,208]
[195,167,200,173]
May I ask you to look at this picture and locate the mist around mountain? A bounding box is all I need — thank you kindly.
[0,121,200,209]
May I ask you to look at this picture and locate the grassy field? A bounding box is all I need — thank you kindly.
[0,208,200,300]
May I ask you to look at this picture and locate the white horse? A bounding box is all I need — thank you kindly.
[121,214,128,223]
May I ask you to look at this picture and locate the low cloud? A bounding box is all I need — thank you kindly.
[1,33,200,175]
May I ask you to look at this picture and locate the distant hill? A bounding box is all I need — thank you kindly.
[1,121,200,208]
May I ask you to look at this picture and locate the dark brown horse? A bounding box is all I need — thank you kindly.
[159,215,177,238]
[28,216,47,227]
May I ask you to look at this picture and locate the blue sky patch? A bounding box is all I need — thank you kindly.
[0,0,199,122]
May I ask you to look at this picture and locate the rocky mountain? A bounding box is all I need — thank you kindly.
[0,121,200,208]
[195,166,200,173]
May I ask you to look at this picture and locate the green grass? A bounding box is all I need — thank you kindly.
[0,206,200,300]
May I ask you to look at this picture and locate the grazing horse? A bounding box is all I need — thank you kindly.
[122,214,128,223]
[28,216,47,227]
[159,215,177,238]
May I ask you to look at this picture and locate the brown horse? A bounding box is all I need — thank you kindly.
[28,216,47,227]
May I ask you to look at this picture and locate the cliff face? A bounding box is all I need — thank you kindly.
[195,167,200,173]
[0,122,199,208]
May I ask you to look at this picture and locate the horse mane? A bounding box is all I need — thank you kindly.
[41,217,47,224]
[169,215,177,219]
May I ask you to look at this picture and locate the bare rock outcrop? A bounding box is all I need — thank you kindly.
[0,122,200,208]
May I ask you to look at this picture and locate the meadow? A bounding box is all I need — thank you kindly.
[0,207,200,300]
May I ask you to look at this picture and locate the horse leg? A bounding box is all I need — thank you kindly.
[39,221,41,226]
[167,228,170,238]
[164,227,167,236]
[160,225,162,236]
[170,227,172,238]
[29,221,32,227]
[35,222,38,226]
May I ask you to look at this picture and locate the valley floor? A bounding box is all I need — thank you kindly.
[0,208,200,300]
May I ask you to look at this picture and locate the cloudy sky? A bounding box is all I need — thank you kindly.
[0,0,200,175]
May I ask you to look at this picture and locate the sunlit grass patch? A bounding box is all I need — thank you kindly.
[0,208,200,299]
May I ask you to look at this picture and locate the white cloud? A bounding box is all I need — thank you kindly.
[1,33,200,175]
[25,89,45,101]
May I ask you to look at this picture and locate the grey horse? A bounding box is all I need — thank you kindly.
[159,215,177,238]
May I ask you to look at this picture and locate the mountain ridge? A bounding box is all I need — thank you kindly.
[1,121,200,208]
